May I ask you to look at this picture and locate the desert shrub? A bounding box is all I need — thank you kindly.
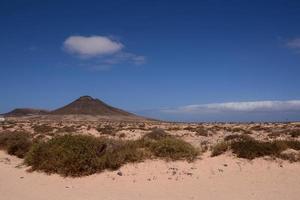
[25,135,146,176]
[268,132,281,138]
[25,132,199,176]
[211,141,229,157]
[231,127,253,135]
[96,140,148,170]
[224,134,253,142]
[183,125,209,136]
[138,123,146,130]
[56,126,76,133]
[249,125,268,131]
[167,126,181,131]
[142,128,170,140]
[25,135,107,176]
[183,126,196,131]
[146,137,198,161]
[96,125,115,136]
[288,129,300,138]
[231,139,300,160]
[195,126,209,136]
[0,131,32,158]
[118,133,126,138]
[33,124,54,133]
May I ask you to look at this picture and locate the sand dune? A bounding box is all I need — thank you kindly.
[1,150,300,200]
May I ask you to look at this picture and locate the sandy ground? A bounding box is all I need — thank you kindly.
[1,150,300,200]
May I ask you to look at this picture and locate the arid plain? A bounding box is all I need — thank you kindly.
[1,116,300,200]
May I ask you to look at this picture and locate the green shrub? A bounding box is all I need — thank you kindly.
[211,141,229,157]
[25,132,199,176]
[230,139,285,159]
[146,137,198,161]
[25,135,106,176]
[0,131,32,158]
[142,128,170,140]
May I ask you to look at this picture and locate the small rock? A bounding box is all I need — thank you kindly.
[223,164,228,167]
[20,177,24,179]
[117,171,123,176]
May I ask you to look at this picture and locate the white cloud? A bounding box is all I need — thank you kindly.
[286,38,300,49]
[163,100,300,114]
[63,35,146,67]
[64,35,123,57]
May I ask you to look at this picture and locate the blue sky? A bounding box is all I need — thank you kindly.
[1,0,300,121]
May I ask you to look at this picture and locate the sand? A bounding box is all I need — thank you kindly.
[1,150,300,200]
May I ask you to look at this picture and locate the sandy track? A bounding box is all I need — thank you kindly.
[1,150,300,200]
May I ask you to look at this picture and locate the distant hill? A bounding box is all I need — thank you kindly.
[3,108,49,117]
[50,96,138,117]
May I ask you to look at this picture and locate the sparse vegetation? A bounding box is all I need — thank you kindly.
[96,125,116,136]
[33,124,54,134]
[142,128,170,140]
[288,129,300,138]
[56,126,76,133]
[0,131,32,158]
[183,125,209,136]
[25,135,146,176]
[211,141,229,157]
[212,135,300,161]
[24,129,199,176]
[224,134,253,142]
[145,137,198,161]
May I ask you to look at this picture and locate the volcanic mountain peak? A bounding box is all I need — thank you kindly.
[77,95,94,101]
[50,96,136,117]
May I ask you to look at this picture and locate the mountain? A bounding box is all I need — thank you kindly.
[50,96,137,117]
[3,108,49,117]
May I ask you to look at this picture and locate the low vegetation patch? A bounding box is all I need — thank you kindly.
[183,126,209,136]
[288,129,300,138]
[33,124,54,134]
[24,129,199,177]
[96,125,116,136]
[212,136,300,161]
[0,131,32,158]
[56,126,76,133]
[211,141,229,157]
[144,137,198,161]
